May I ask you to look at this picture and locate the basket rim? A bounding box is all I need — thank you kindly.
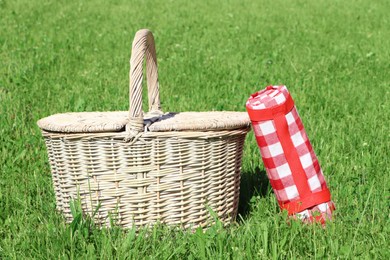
[37,111,251,134]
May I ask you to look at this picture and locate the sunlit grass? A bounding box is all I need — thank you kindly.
[0,0,389,258]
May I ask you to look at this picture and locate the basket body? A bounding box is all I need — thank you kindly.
[42,129,248,229]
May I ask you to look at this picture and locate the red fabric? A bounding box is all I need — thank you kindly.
[246,85,334,222]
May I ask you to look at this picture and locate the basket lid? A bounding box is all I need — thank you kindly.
[37,111,250,133]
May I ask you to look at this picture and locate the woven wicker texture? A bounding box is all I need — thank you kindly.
[38,29,250,229]
[42,130,247,228]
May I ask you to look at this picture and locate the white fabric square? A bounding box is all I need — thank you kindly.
[269,90,279,97]
[275,163,292,178]
[296,209,310,219]
[285,185,299,200]
[268,142,283,157]
[318,202,329,212]
[285,112,294,125]
[300,153,313,169]
[259,121,275,135]
[291,131,305,147]
[308,175,321,190]
[252,103,266,110]
[274,93,286,104]
[260,94,268,101]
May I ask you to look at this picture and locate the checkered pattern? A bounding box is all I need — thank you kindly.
[246,85,334,222]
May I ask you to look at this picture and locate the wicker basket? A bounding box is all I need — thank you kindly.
[37,29,251,229]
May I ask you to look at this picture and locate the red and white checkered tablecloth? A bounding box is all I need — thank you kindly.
[246,85,335,223]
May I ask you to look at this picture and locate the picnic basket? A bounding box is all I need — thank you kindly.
[37,29,251,229]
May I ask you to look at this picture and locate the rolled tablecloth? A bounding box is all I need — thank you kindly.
[246,85,335,223]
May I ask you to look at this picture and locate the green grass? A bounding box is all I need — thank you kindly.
[1,0,389,258]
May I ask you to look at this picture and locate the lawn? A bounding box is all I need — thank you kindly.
[1,0,389,258]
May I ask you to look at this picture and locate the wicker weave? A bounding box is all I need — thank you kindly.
[38,29,250,229]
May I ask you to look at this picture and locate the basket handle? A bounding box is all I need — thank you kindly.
[127,29,161,138]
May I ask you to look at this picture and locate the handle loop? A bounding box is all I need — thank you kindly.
[126,29,162,139]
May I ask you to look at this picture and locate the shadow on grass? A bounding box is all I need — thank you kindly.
[237,167,270,220]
